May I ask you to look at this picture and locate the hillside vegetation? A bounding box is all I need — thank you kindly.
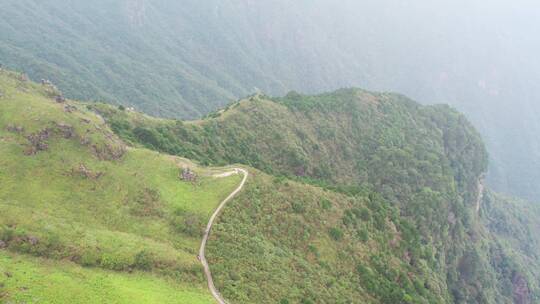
[96,90,540,303]
[0,70,242,303]
[1,70,539,303]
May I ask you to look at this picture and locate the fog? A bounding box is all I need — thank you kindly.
[318,0,540,202]
[2,0,539,201]
[220,0,540,201]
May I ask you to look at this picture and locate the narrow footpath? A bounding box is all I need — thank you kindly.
[199,168,248,304]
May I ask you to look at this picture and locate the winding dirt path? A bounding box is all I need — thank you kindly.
[199,168,248,304]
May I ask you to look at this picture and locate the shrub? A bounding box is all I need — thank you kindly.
[358,228,369,242]
[132,188,163,217]
[320,199,332,210]
[0,226,15,242]
[291,201,306,214]
[80,250,101,267]
[134,250,154,271]
[171,209,203,237]
[328,227,344,241]
[100,253,130,271]
[133,127,162,149]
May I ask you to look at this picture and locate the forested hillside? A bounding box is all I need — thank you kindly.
[96,89,540,303]
[1,0,540,201]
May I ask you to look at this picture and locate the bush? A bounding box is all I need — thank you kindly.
[134,250,154,271]
[171,209,203,237]
[0,226,15,242]
[133,127,162,149]
[80,250,101,267]
[358,228,369,242]
[100,253,130,271]
[320,199,332,210]
[328,227,344,241]
[291,201,306,214]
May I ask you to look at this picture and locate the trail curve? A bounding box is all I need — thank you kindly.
[199,168,248,304]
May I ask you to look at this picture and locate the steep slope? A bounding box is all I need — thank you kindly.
[1,0,540,202]
[97,90,539,303]
[0,70,242,303]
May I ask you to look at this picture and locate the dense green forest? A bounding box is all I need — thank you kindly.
[95,89,539,303]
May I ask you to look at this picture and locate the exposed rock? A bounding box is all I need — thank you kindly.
[55,123,74,139]
[55,95,66,103]
[64,104,77,113]
[6,124,24,133]
[512,273,531,304]
[40,79,52,86]
[403,250,412,265]
[447,211,457,226]
[90,143,126,161]
[294,166,306,177]
[25,129,51,155]
[80,137,91,146]
[18,74,29,82]
[27,236,39,246]
[72,163,104,179]
[0,240,6,249]
[180,167,197,182]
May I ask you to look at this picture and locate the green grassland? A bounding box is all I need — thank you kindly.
[0,70,241,303]
[0,252,213,304]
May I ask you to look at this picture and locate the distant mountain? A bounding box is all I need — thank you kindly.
[1,0,539,201]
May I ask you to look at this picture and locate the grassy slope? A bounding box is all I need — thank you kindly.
[0,253,212,304]
[0,70,241,303]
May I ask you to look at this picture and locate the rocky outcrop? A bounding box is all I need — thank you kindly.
[180,168,197,182]
[55,123,74,139]
[513,273,531,304]
[64,104,77,113]
[89,142,126,161]
[25,129,51,155]
[6,124,24,133]
[55,95,66,103]
[72,163,104,180]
